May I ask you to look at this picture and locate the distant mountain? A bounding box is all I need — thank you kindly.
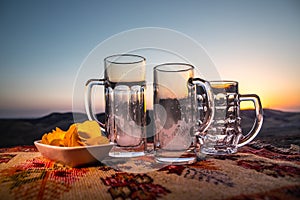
[0,109,299,148]
[241,109,300,147]
[0,112,90,148]
[241,109,300,134]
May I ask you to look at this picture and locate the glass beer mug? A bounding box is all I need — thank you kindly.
[85,54,147,157]
[153,63,214,164]
[199,81,263,155]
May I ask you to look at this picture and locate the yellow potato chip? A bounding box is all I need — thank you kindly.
[64,124,84,147]
[49,139,64,147]
[76,120,101,140]
[41,120,109,147]
[41,134,49,144]
[84,136,110,146]
[42,128,65,145]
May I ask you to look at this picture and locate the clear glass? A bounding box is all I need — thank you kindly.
[199,81,263,155]
[85,54,147,157]
[153,63,214,164]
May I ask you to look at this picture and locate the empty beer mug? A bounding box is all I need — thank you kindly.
[85,54,147,157]
[153,63,214,164]
[199,81,263,155]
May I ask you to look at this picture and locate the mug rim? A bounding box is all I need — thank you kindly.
[209,80,238,85]
[154,63,194,72]
[104,54,146,64]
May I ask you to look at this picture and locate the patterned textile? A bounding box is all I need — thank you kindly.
[0,141,299,200]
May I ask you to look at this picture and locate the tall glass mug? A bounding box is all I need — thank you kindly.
[85,54,147,157]
[153,63,214,164]
[199,81,263,155]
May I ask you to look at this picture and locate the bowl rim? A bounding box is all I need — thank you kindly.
[34,140,115,150]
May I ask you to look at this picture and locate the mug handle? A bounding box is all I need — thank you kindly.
[190,78,215,133]
[237,94,264,147]
[84,79,106,131]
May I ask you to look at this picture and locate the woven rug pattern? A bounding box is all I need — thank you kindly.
[0,142,299,200]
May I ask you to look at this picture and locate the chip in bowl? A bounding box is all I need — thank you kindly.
[41,120,109,147]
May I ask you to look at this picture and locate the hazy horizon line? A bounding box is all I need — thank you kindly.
[0,107,299,119]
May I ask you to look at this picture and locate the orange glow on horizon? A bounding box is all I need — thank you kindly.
[239,91,300,112]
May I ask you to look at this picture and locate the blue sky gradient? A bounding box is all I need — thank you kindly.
[0,0,299,117]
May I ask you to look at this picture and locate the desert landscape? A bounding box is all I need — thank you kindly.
[0,109,299,148]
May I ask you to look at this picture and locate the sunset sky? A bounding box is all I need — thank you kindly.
[0,0,299,118]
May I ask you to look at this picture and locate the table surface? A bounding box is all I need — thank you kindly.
[0,141,299,200]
